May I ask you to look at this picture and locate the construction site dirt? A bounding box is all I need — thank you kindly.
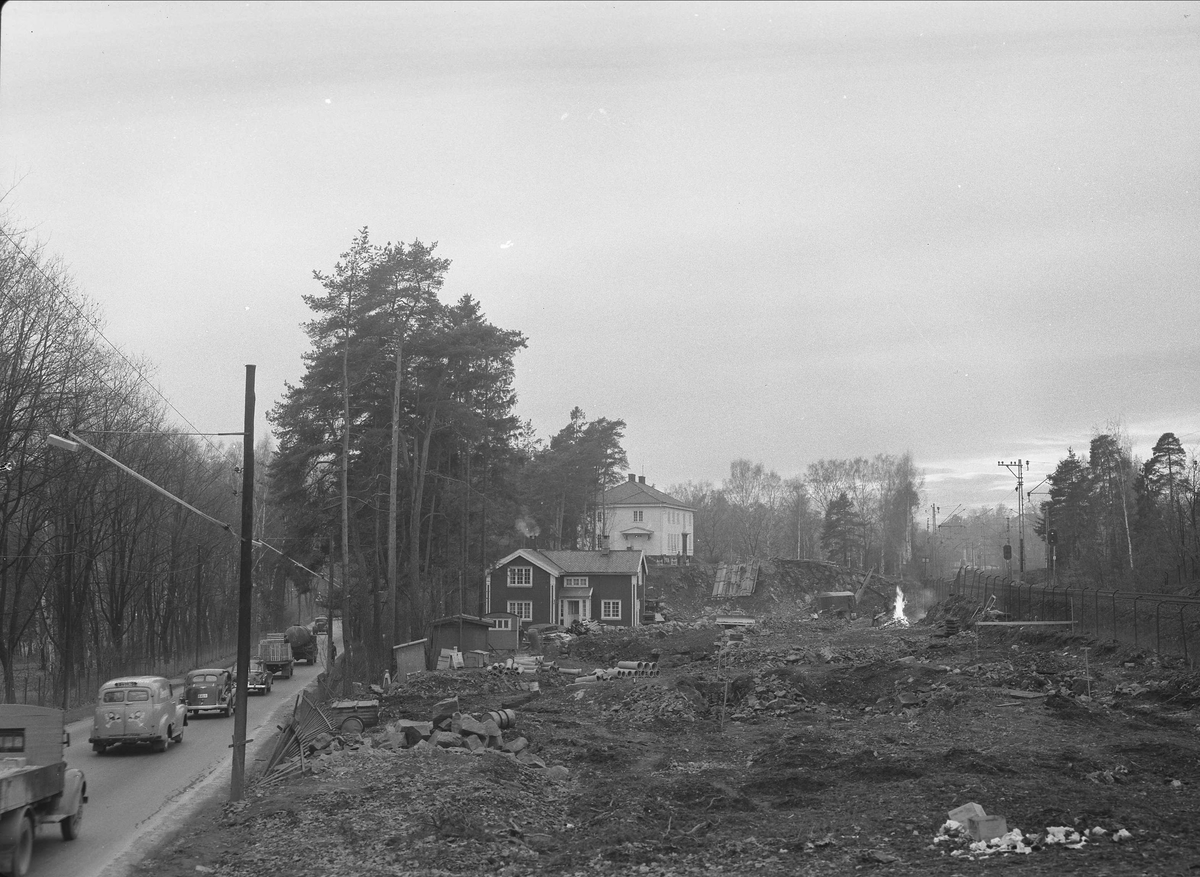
[133,564,1200,877]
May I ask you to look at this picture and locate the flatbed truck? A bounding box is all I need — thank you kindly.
[0,705,87,877]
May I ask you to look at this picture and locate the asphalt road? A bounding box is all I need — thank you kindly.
[27,626,341,877]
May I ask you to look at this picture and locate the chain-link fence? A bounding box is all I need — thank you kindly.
[927,568,1200,668]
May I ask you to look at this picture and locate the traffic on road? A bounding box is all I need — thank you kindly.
[24,621,340,877]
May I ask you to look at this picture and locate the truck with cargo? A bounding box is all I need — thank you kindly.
[0,705,88,877]
[258,633,295,679]
[285,625,319,665]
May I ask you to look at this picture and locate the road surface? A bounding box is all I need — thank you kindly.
[28,625,341,877]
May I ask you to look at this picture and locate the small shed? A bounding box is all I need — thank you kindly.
[483,612,520,652]
[392,638,428,678]
[426,615,492,670]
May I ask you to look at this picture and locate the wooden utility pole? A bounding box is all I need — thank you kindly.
[231,364,255,801]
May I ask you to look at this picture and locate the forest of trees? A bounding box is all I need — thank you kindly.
[3,221,1197,706]
[669,453,924,575]
[0,224,267,706]
[1029,430,1200,591]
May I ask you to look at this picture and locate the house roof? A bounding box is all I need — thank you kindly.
[490,548,566,576]
[541,549,645,575]
[620,525,654,536]
[602,480,691,509]
[490,547,645,576]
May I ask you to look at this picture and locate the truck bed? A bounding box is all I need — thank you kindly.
[0,761,65,812]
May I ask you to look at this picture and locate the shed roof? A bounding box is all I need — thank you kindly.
[429,614,492,628]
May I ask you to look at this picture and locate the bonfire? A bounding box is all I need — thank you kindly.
[880,585,910,629]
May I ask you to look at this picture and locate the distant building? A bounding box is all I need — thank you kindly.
[485,547,647,629]
[598,474,694,561]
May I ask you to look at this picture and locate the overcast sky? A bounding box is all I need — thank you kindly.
[2,0,1198,515]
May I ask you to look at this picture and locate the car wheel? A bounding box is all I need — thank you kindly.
[61,797,83,841]
[12,814,33,877]
[92,742,107,755]
[153,735,168,753]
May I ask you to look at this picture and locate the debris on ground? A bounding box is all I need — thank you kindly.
[132,561,1200,877]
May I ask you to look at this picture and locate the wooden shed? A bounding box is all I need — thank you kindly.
[392,638,428,678]
[483,612,520,652]
[426,615,492,670]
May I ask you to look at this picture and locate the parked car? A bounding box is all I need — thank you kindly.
[312,615,329,635]
[183,668,235,718]
[89,676,187,754]
[245,659,273,696]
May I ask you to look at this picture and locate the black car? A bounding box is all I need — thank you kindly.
[245,660,273,696]
[183,668,235,717]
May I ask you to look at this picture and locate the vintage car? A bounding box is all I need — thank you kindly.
[245,659,273,696]
[312,615,329,635]
[89,676,187,754]
[183,668,235,717]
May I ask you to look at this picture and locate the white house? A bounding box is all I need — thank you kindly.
[598,474,694,561]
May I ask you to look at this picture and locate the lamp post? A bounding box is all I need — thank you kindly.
[48,364,256,801]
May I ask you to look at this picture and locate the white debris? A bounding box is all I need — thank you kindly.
[1113,829,1133,843]
[1043,826,1087,847]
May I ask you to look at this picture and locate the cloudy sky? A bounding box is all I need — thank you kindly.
[2,0,1198,513]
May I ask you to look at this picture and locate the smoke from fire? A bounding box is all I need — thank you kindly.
[515,516,540,538]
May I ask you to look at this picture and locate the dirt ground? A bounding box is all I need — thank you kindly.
[130,593,1200,877]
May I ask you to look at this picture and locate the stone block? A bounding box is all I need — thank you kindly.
[433,730,465,748]
[453,713,490,738]
[502,735,529,754]
[432,696,460,726]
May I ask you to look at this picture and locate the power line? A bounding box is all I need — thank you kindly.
[0,225,227,459]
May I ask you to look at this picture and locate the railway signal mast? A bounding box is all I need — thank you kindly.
[997,459,1029,575]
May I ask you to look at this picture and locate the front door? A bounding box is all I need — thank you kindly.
[560,599,584,626]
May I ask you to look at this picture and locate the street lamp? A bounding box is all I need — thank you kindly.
[47,364,257,801]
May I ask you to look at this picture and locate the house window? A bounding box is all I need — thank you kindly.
[564,576,588,589]
[601,600,622,620]
[633,510,643,522]
[490,617,513,631]
[507,566,533,587]
[507,601,533,620]
[667,533,678,553]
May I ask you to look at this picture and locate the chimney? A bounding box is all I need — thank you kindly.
[601,535,610,555]
[638,475,646,484]
[628,473,636,482]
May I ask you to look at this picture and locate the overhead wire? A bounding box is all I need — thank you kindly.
[0,225,320,572]
[0,225,230,459]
